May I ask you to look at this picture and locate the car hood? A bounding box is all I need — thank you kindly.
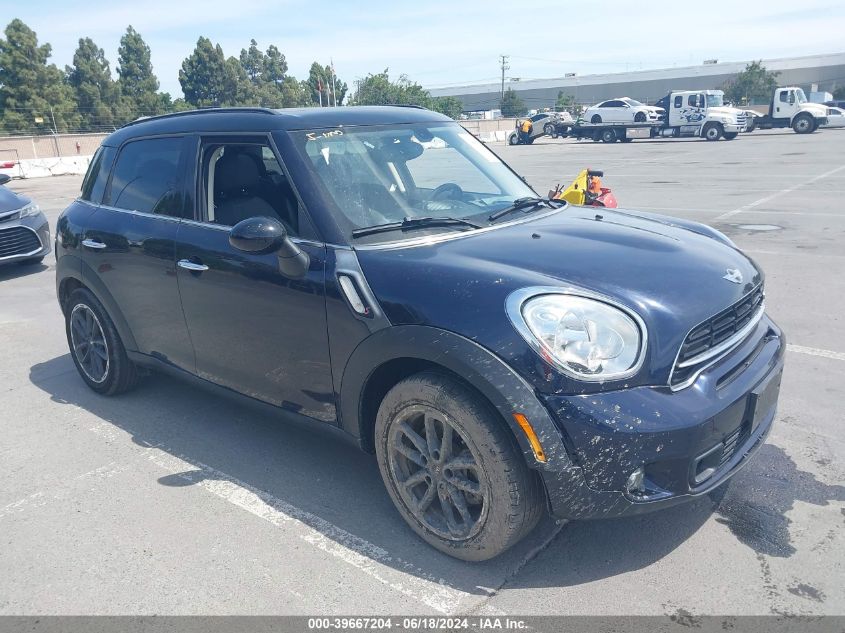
[708,106,743,119]
[0,185,28,214]
[356,206,762,392]
[803,102,828,116]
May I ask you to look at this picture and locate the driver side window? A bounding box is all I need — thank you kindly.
[200,140,305,237]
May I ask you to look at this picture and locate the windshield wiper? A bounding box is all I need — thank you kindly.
[351,216,482,239]
[488,197,561,222]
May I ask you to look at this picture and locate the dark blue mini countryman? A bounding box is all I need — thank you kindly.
[56,107,784,560]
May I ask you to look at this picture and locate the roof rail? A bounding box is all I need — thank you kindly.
[122,107,278,128]
[382,103,428,110]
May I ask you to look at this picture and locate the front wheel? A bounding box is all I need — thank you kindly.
[508,133,519,146]
[702,122,723,141]
[723,132,738,140]
[793,113,814,134]
[375,372,543,561]
[65,288,140,395]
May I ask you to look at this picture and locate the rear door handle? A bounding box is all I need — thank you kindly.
[177,259,209,272]
[81,238,107,250]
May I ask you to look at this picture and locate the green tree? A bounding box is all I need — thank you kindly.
[305,62,347,106]
[833,86,845,100]
[66,37,119,131]
[500,87,526,117]
[0,19,78,133]
[116,26,167,120]
[555,90,583,116]
[352,69,431,107]
[239,39,265,81]
[722,61,780,105]
[179,37,244,107]
[431,95,463,119]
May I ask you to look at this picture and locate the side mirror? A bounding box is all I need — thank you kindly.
[0,174,10,186]
[229,216,309,278]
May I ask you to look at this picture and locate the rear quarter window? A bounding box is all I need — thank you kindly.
[80,146,116,204]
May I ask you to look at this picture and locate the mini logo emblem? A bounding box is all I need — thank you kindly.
[723,268,743,284]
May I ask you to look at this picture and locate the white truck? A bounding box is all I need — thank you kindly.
[749,87,828,134]
[653,90,747,140]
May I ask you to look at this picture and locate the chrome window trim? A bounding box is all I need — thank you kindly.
[505,285,648,383]
[353,205,565,251]
[669,304,765,392]
[0,225,43,260]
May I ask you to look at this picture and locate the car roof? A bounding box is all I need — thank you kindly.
[103,106,454,146]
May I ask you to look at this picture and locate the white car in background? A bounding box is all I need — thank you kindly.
[823,106,845,127]
[584,97,664,124]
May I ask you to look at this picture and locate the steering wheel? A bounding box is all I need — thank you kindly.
[429,182,464,201]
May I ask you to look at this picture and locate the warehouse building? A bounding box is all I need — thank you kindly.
[429,52,845,112]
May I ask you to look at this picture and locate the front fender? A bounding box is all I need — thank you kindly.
[339,325,571,472]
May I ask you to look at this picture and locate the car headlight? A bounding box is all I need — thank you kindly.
[508,290,646,381]
[18,202,41,218]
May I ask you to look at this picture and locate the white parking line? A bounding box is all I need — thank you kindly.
[715,164,845,221]
[87,423,471,614]
[787,344,845,362]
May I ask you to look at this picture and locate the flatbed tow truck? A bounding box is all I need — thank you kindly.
[544,89,747,142]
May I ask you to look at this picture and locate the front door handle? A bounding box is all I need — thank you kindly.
[81,238,107,250]
[177,259,209,272]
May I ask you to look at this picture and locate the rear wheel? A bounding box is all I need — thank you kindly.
[620,137,633,143]
[793,113,813,134]
[703,122,723,141]
[601,128,617,143]
[544,123,555,136]
[591,114,602,124]
[723,132,738,140]
[65,288,140,395]
[634,111,646,122]
[374,372,543,561]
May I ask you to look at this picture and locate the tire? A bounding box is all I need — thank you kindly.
[746,122,756,133]
[65,287,140,395]
[792,113,813,134]
[527,137,535,145]
[601,128,617,143]
[620,137,633,143]
[702,122,723,141]
[374,371,543,561]
[723,132,738,140]
[17,256,45,265]
[591,114,602,124]
[634,111,646,123]
[508,133,519,146]
[544,123,555,136]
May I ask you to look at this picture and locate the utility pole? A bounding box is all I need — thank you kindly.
[499,55,510,103]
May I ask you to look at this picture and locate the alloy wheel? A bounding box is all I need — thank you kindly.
[387,405,488,541]
[70,304,109,383]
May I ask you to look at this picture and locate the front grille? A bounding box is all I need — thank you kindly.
[736,113,747,126]
[0,226,41,259]
[671,284,764,387]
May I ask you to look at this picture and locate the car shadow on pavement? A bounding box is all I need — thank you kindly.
[29,354,841,600]
[0,262,48,281]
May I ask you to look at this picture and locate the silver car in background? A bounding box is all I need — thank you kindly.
[0,173,51,266]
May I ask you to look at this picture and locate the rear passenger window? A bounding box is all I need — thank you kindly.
[674,96,683,108]
[80,146,116,204]
[106,137,186,217]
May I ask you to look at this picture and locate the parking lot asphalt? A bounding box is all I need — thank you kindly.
[1,128,843,617]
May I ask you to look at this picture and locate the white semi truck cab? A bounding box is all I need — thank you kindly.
[754,87,828,133]
[654,90,746,140]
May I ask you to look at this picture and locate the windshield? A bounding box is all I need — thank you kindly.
[706,93,724,107]
[290,122,537,243]
[795,88,807,104]
[622,98,643,107]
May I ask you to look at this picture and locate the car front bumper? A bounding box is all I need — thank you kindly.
[534,315,784,520]
[0,211,51,264]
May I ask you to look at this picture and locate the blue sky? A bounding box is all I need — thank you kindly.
[9,0,845,98]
